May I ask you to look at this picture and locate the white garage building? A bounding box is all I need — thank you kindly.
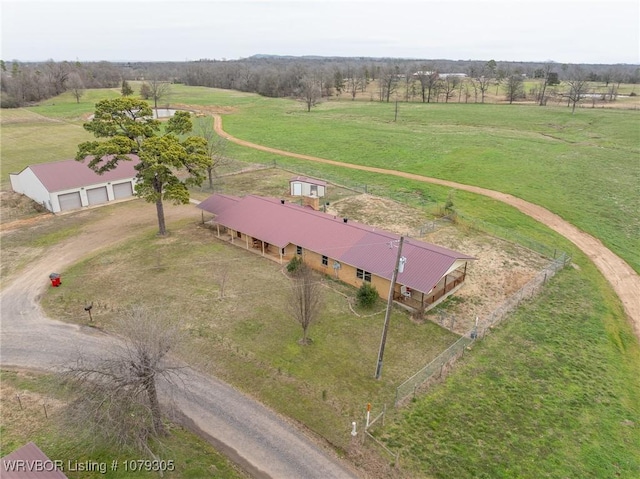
[10,155,140,213]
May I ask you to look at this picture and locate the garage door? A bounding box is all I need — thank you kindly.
[87,186,108,205]
[58,192,82,211]
[113,181,133,199]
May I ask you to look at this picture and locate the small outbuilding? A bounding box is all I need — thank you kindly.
[289,176,326,197]
[10,155,140,213]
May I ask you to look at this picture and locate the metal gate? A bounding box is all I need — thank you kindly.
[58,192,82,211]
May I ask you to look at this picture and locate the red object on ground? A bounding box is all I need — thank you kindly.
[49,273,61,287]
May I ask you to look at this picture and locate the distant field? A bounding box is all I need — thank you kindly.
[1,85,639,478]
[214,93,640,273]
[3,85,636,272]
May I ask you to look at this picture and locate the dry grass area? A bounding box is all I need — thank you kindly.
[0,191,50,227]
[328,193,551,334]
[0,371,66,454]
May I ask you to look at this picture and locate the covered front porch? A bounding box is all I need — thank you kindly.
[209,223,290,263]
[395,263,469,313]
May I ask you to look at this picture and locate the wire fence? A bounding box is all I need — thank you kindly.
[394,251,570,407]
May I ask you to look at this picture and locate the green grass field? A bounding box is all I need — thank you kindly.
[2,85,639,478]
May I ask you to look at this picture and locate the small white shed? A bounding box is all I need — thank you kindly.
[289,176,327,197]
[10,155,140,213]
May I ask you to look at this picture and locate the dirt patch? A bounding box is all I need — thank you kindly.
[173,103,239,116]
[327,194,425,235]
[0,191,51,229]
[1,371,66,446]
[328,194,550,334]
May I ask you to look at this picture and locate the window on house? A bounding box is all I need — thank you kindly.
[357,268,372,282]
[322,255,328,266]
[236,231,242,238]
[296,245,302,255]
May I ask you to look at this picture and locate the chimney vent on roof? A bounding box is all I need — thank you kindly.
[343,218,348,223]
[280,199,285,204]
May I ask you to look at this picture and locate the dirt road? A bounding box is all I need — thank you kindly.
[0,200,360,479]
[213,115,640,342]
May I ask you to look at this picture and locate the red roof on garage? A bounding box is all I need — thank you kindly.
[198,194,475,294]
[24,155,140,192]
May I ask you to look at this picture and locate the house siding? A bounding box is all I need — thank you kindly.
[289,180,326,197]
[10,169,51,210]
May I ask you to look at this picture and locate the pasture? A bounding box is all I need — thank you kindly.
[1,85,639,478]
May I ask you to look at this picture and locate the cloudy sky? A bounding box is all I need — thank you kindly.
[2,0,638,64]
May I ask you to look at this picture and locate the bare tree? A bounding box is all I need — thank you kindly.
[298,75,322,112]
[61,306,184,451]
[44,59,69,95]
[287,265,323,345]
[145,77,172,113]
[537,63,554,106]
[415,68,439,103]
[565,67,589,113]
[503,73,525,104]
[193,116,230,189]
[379,65,399,102]
[67,72,85,103]
[441,75,460,103]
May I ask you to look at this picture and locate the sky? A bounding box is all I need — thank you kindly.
[1,0,638,65]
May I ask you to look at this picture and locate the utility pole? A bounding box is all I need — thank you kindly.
[375,236,405,379]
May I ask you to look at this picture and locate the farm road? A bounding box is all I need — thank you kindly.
[212,114,640,342]
[0,201,360,479]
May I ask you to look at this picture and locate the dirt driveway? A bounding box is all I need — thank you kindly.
[0,200,360,479]
[212,114,640,342]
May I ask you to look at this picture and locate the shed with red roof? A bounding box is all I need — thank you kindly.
[9,156,140,213]
[289,176,326,197]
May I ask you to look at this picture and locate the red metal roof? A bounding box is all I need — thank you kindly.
[1,442,68,478]
[196,193,241,216]
[289,176,327,187]
[20,155,140,193]
[198,195,475,294]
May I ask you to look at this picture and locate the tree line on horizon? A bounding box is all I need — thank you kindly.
[1,56,638,109]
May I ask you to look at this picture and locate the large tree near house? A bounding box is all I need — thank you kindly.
[76,97,211,235]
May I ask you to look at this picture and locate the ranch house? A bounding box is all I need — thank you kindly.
[9,156,140,213]
[198,194,475,312]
